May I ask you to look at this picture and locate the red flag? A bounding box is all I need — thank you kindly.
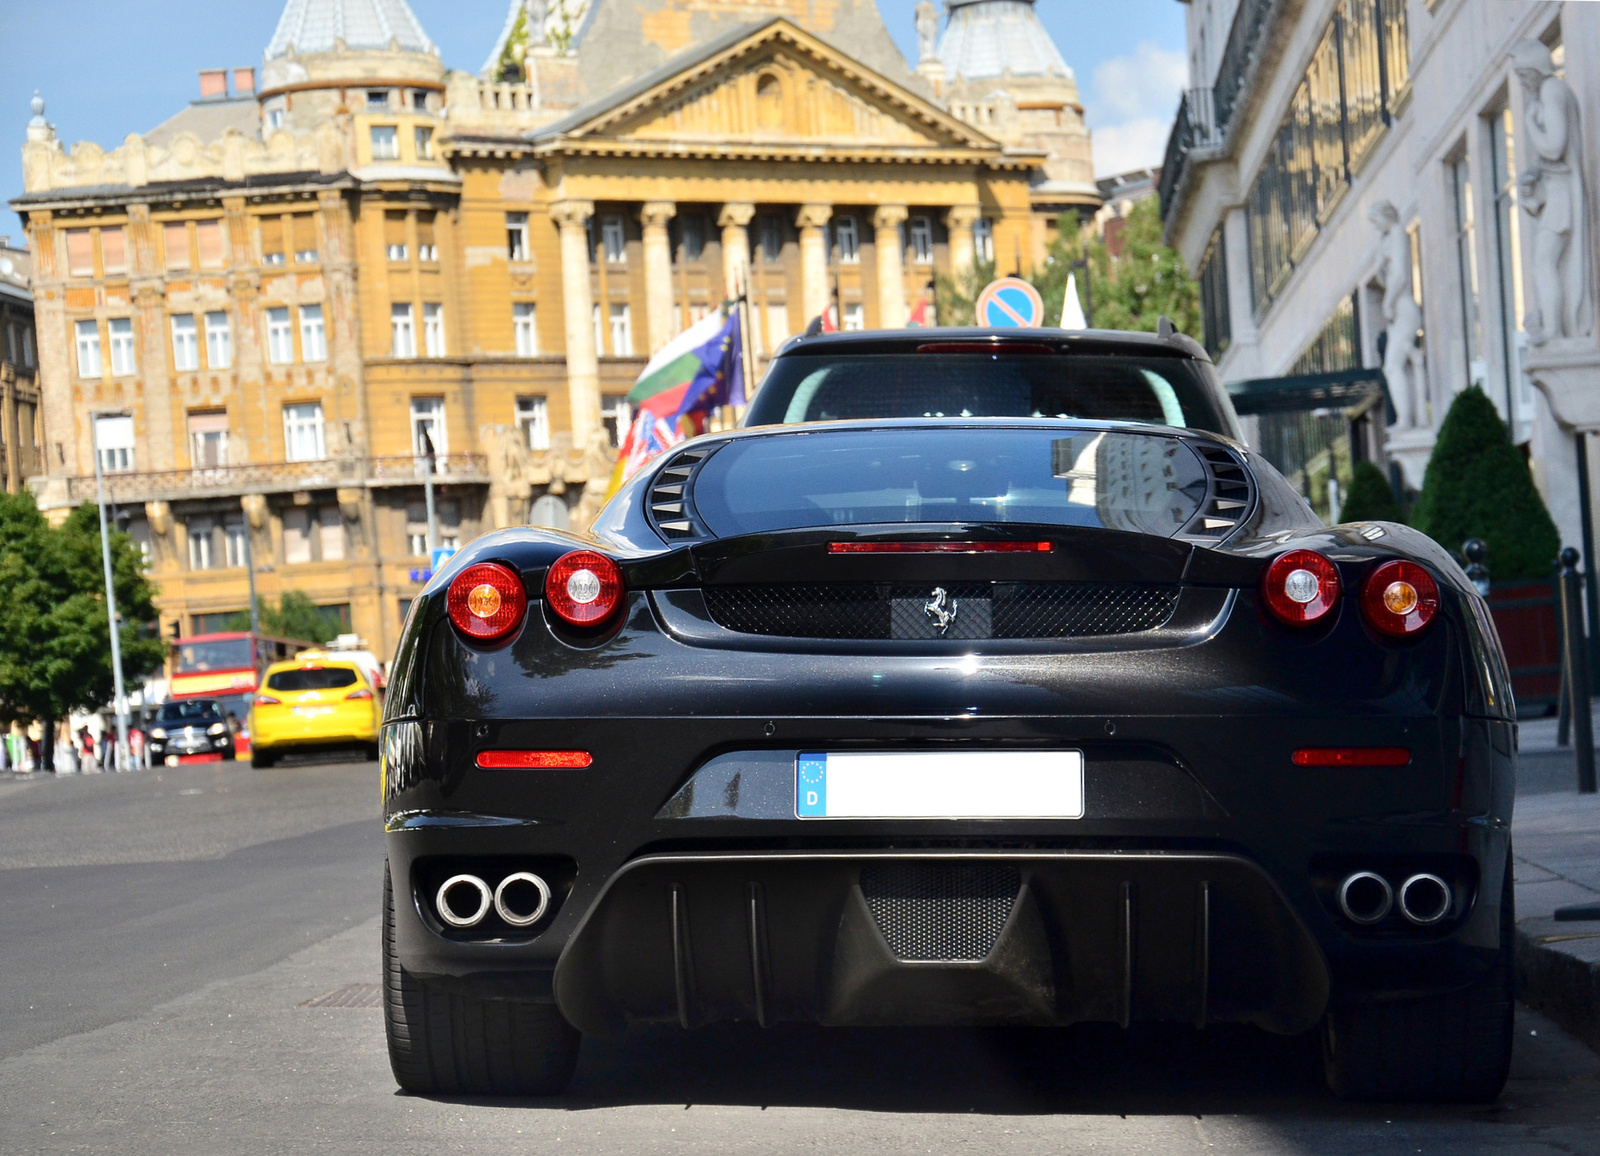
[907,296,931,327]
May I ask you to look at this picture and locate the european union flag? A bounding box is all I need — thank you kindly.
[796,753,827,817]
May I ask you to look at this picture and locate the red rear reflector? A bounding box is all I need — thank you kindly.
[1292,747,1412,767]
[828,541,1053,554]
[345,688,374,700]
[915,342,1055,355]
[254,694,281,706]
[475,750,593,769]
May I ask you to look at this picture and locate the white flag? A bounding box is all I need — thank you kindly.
[1060,273,1088,329]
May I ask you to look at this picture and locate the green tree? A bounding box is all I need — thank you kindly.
[224,590,339,643]
[0,496,164,768]
[1411,386,1560,581]
[1338,460,1403,524]
[934,256,997,327]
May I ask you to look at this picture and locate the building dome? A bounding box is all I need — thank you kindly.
[937,0,1071,82]
[265,0,435,59]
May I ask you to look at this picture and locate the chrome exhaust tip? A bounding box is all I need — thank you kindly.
[1337,871,1394,924]
[1398,873,1452,925]
[494,871,551,928]
[436,874,492,928]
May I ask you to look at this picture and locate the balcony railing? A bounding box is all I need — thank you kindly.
[1158,0,1278,221]
[65,453,490,505]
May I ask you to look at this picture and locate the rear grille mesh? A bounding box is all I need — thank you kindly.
[861,863,1021,962]
[702,582,1179,640]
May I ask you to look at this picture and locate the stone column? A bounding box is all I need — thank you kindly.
[795,204,833,325]
[944,204,981,279]
[718,202,756,300]
[639,201,677,352]
[873,205,909,329]
[550,199,600,448]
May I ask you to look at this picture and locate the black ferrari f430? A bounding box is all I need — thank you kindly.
[381,404,1516,1104]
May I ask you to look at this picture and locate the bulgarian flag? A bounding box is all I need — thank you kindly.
[604,306,745,498]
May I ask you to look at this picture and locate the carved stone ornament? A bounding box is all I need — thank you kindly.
[1510,38,1594,345]
[1367,201,1426,429]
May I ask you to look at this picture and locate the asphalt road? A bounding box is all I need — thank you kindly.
[2,760,1599,1155]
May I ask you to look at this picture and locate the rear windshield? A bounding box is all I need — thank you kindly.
[266,667,359,691]
[692,428,1212,538]
[157,700,224,723]
[744,353,1234,434]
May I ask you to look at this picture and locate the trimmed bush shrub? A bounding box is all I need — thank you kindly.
[1339,460,1403,524]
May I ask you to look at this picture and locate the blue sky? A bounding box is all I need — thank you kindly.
[1,0,1187,236]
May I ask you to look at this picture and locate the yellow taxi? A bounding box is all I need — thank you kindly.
[247,652,381,768]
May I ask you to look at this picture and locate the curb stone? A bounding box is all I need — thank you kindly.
[1517,917,1600,1053]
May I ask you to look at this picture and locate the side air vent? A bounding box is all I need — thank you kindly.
[646,445,719,541]
[1176,441,1256,545]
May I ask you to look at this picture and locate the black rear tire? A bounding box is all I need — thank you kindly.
[365,742,381,762]
[383,865,580,1096]
[250,749,276,768]
[1323,854,1514,1102]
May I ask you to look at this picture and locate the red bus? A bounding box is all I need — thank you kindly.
[167,632,315,757]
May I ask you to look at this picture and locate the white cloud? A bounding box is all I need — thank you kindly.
[1086,42,1188,177]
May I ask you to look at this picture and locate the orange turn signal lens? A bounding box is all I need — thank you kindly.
[447,562,528,642]
[475,750,593,769]
[1292,747,1412,767]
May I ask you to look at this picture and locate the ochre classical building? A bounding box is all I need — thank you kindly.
[11,0,1092,657]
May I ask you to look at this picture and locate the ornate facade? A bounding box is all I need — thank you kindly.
[12,0,1092,657]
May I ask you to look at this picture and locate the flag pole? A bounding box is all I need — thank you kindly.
[737,273,757,416]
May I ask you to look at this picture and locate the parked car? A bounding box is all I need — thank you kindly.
[743,326,1242,436]
[380,416,1514,1104]
[148,698,235,764]
[248,654,381,768]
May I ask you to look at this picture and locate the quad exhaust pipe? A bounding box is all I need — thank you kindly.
[435,871,552,929]
[1336,870,1453,926]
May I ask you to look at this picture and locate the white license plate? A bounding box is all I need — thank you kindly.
[795,751,1084,819]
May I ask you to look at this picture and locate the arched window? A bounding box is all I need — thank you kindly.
[756,73,783,130]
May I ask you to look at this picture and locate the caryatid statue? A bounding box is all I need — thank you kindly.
[915,1,939,64]
[1368,200,1425,429]
[1510,38,1592,344]
[524,0,549,48]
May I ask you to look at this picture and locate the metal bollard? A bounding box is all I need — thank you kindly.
[1556,548,1596,793]
[1463,538,1490,597]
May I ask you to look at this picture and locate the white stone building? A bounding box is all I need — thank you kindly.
[1160,0,1599,560]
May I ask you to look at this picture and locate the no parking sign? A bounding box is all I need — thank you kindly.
[975,277,1045,328]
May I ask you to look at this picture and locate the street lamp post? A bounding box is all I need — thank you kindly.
[91,411,131,773]
[420,428,438,559]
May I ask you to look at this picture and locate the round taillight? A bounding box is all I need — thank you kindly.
[1261,549,1341,626]
[1361,559,1439,638]
[447,562,528,642]
[545,550,625,627]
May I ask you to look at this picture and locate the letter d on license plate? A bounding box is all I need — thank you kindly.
[794,750,1084,819]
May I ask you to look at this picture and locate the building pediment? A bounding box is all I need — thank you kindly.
[530,18,1005,163]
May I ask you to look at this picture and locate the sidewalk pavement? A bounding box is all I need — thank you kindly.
[1514,701,1600,1052]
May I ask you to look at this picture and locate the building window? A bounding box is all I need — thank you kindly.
[609,303,632,356]
[843,302,864,331]
[516,395,550,450]
[601,215,626,263]
[224,516,248,568]
[283,402,325,462]
[108,318,136,375]
[76,320,103,377]
[411,396,447,455]
[680,214,705,262]
[189,411,229,470]
[101,227,127,275]
[758,217,783,262]
[266,107,285,131]
[592,303,604,352]
[405,498,459,555]
[66,229,94,276]
[834,215,859,264]
[94,414,134,473]
[601,394,631,448]
[21,327,34,368]
[164,222,190,270]
[416,213,437,261]
[384,211,408,261]
[973,218,994,263]
[908,216,934,264]
[187,517,217,570]
[513,302,537,355]
[411,90,428,111]
[260,217,286,266]
[371,125,399,160]
[1451,153,1483,388]
[1489,106,1528,425]
[197,220,224,268]
[366,89,390,108]
[205,311,232,369]
[318,505,345,561]
[423,303,445,356]
[282,506,312,564]
[266,307,293,363]
[300,304,326,362]
[171,313,199,371]
[1198,230,1231,360]
[293,214,318,263]
[507,212,529,261]
[414,126,433,159]
[390,304,416,357]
